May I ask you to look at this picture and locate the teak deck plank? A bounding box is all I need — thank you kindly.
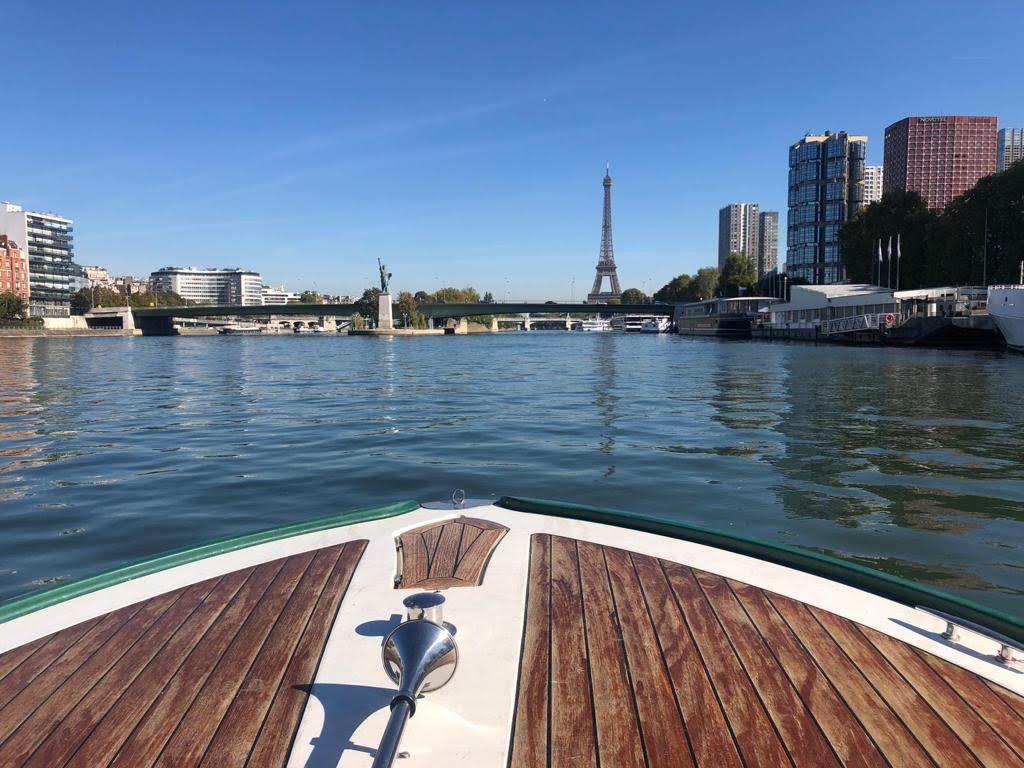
[662,560,795,767]
[198,547,342,767]
[509,534,1022,768]
[64,568,253,768]
[0,589,182,766]
[633,553,744,768]
[767,592,939,768]
[508,535,550,768]
[0,539,367,768]
[694,570,841,767]
[396,516,508,589]
[605,548,694,768]
[548,535,597,767]
[727,579,888,768]
[809,606,984,767]
[576,541,645,768]
[246,540,366,767]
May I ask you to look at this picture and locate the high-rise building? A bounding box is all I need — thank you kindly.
[863,166,884,205]
[0,235,29,306]
[150,267,263,306]
[757,211,778,278]
[718,203,760,271]
[883,116,997,210]
[787,131,867,285]
[998,128,1024,172]
[0,202,77,317]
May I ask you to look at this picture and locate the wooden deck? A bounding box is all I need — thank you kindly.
[509,534,1024,768]
[0,540,366,768]
[396,516,508,589]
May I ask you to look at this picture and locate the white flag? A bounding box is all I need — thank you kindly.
[877,239,883,263]
[887,235,892,260]
[896,233,901,260]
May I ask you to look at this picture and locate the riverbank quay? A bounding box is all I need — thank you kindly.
[752,284,1001,348]
[0,327,135,338]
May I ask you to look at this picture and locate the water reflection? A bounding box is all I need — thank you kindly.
[591,334,619,477]
[0,336,1021,614]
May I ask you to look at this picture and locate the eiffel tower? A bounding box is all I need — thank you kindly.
[587,164,622,303]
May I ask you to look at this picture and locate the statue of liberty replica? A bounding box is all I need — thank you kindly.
[376,257,394,329]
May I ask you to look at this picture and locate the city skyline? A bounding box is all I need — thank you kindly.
[4,0,1022,298]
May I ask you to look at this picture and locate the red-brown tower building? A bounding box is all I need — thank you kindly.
[883,116,997,211]
[0,235,29,306]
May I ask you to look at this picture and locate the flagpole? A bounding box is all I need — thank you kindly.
[896,233,901,292]
[887,235,892,289]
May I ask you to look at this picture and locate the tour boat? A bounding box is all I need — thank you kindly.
[578,318,612,332]
[988,285,1024,351]
[218,324,262,336]
[640,316,671,333]
[676,297,776,338]
[0,496,1021,767]
[293,326,315,334]
[609,314,649,332]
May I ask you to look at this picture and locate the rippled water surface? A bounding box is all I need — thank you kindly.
[1,334,1023,613]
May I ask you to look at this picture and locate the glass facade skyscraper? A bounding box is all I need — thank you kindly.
[786,131,867,285]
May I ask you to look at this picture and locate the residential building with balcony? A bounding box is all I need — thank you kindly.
[883,116,997,210]
[0,235,29,306]
[786,131,867,285]
[0,202,78,317]
[150,267,262,306]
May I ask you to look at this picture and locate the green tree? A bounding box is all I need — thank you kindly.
[126,290,187,308]
[396,291,425,327]
[692,267,720,300]
[841,192,932,287]
[720,252,757,296]
[620,287,646,304]
[653,274,693,303]
[432,286,481,304]
[414,290,433,304]
[355,287,382,324]
[299,290,322,304]
[482,291,495,304]
[0,292,26,320]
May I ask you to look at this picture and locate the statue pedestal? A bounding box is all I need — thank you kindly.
[378,293,394,330]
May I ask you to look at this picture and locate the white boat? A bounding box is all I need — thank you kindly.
[988,285,1024,351]
[217,324,261,335]
[640,316,671,333]
[609,314,648,332]
[293,326,315,334]
[0,495,1020,767]
[578,318,611,332]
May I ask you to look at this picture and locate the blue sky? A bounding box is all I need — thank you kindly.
[6,0,1021,298]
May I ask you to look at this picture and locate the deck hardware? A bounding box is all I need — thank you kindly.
[371,597,458,768]
[452,488,466,508]
[917,606,1023,668]
[403,592,445,624]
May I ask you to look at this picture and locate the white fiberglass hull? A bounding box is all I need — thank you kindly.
[988,286,1024,351]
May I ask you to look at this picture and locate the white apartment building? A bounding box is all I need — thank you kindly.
[863,165,884,205]
[261,285,301,305]
[150,267,262,306]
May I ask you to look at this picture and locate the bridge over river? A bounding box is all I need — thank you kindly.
[130,302,673,334]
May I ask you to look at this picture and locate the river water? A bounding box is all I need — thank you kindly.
[1,333,1022,614]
